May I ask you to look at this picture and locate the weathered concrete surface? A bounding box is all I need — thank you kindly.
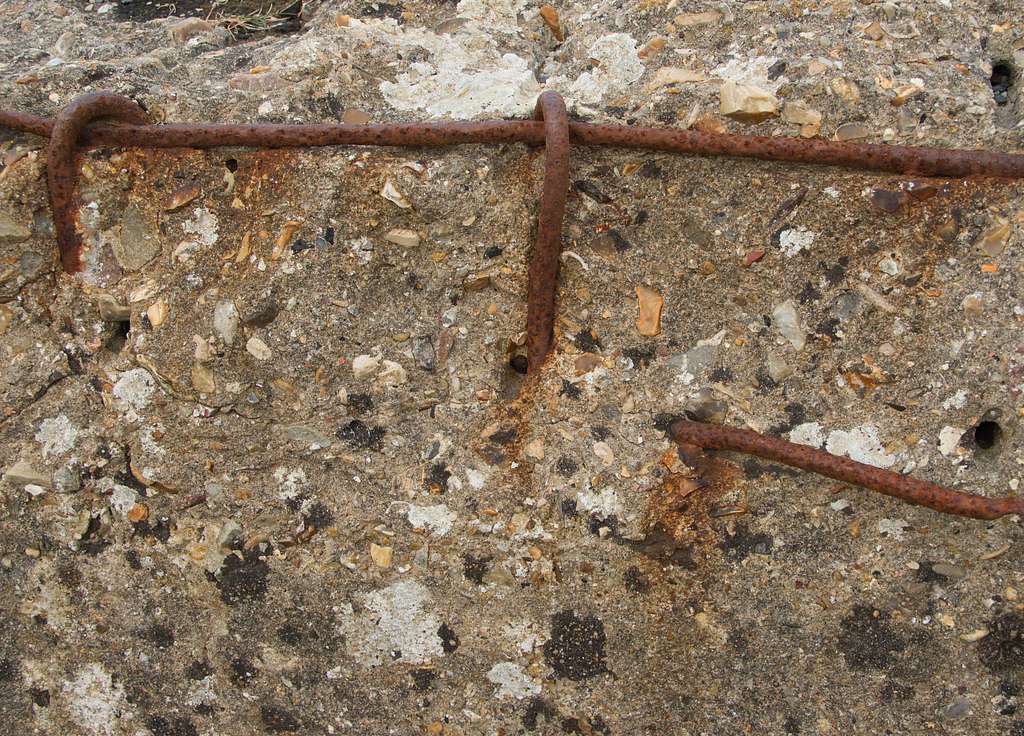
[2,1,1024,735]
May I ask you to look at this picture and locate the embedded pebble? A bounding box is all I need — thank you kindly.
[720,80,779,121]
[353,353,381,379]
[380,180,412,209]
[771,299,805,350]
[3,461,51,489]
[938,426,966,457]
[635,286,663,336]
[386,228,420,248]
[0,211,30,243]
[246,337,272,360]
[213,301,239,345]
[377,360,408,386]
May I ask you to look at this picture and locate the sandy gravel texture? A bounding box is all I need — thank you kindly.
[2,1,1024,735]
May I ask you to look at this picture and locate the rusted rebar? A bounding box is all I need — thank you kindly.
[46,93,148,272]
[3,90,1024,479]
[670,419,1023,520]
[5,108,1024,178]
[526,91,570,374]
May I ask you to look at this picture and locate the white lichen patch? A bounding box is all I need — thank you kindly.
[181,207,219,246]
[340,580,444,666]
[942,390,969,410]
[274,467,308,504]
[487,661,541,699]
[825,425,896,468]
[789,422,825,448]
[112,368,156,419]
[108,484,137,516]
[35,415,78,457]
[576,486,623,517]
[406,504,457,536]
[877,518,910,541]
[352,18,539,118]
[565,34,644,105]
[62,664,130,736]
[778,227,815,257]
[456,0,530,31]
[712,54,785,91]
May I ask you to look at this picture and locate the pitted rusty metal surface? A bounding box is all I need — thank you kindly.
[45,93,148,273]
[4,89,1024,523]
[670,419,1024,520]
[526,91,570,374]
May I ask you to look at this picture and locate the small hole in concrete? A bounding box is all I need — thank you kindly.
[974,420,1001,450]
[105,320,131,353]
[225,158,238,172]
[509,355,528,375]
[991,62,1015,106]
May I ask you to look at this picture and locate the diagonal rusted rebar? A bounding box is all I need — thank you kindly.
[670,419,1024,520]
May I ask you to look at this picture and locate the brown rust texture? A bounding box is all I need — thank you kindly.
[669,419,1024,520]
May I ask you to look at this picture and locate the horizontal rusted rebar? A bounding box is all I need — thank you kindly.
[670,419,1024,520]
[4,108,1024,178]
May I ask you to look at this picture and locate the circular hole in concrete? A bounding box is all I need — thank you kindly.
[974,420,1002,450]
[991,61,1015,106]
[225,158,239,172]
[509,355,528,375]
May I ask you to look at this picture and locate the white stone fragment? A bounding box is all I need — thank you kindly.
[377,360,408,386]
[3,461,52,488]
[592,441,615,466]
[938,426,966,457]
[385,228,420,248]
[772,299,805,350]
[352,353,381,379]
[380,179,412,209]
[246,337,272,360]
[213,301,239,345]
[720,80,779,119]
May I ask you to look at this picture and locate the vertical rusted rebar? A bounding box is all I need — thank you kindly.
[526,91,570,373]
[47,92,148,273]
